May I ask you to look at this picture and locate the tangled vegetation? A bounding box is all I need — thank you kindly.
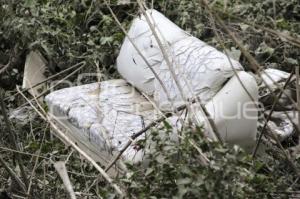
[0,0,300,198]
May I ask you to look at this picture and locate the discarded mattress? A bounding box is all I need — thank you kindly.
[195,71,258,149]
[45,7,300,167]
[45,9,262,165]
[45,79,161,165]
[46,73,258,165]
[117,9,244,110]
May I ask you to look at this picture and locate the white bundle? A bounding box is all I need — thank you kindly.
[117,9,243,110]
[117,9,258,149]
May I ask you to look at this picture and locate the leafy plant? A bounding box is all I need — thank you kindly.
[120,124,297,198]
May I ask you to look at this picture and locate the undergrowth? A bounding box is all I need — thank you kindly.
[0,0,300,198]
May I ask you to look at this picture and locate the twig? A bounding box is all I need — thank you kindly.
[104,1,173,109]
[104,98,218,172]
[205,9,300,158]
[206,9,299,159]
[105,112,172,172]
[0,61,11,75]
[185,137,210,166]
[201,0,298,134]
[267,128,300,175]
[104,99,204,172]
[0,155,26,193]
[137,0,187,101]
[26,124,48,196]
[0,147,49,160]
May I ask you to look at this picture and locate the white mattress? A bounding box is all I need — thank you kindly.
[45,79,162,164]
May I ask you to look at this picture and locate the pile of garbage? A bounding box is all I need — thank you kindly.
[42,10,298,164]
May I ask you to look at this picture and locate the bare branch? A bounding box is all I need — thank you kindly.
[0,61,11,75]
[0,155,26,193]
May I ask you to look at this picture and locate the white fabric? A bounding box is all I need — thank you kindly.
[117,9,243,110]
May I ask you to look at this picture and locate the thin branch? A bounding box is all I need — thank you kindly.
[26,124,48,196]
[105,99,202,172]
[0,146,50,160]
[0,155,26,193]
[200,0,300,173]
[0,61,11,75]
[104,1,174,109]
[208,9,299,160]
[105,112,172,172]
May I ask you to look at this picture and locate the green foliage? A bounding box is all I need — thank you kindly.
[0,0,137,86]
[1,0,298,84]
[120,125,297,198]
[225,0,300,71]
